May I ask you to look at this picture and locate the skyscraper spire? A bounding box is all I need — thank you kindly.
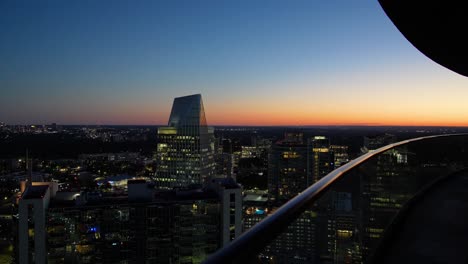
[168,94,207,127]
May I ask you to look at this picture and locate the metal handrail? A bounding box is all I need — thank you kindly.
[203,133,467,263]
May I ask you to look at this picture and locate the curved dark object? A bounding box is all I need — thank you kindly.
[379,1,468,77]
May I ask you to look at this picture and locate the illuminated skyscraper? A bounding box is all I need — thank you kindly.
[266,134,337,263]
[156,94,215,190]
[309,136,333,183]
[268,132,310,203]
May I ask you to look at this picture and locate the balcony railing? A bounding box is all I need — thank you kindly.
[204,134,468,263]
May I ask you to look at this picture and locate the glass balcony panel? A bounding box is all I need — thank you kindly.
[205,134,468,263]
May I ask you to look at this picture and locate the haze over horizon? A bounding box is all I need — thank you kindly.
[2,0,468,127]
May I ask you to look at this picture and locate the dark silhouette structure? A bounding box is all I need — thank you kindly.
[379,1,468,77]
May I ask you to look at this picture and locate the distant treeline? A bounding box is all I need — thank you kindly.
[0,133,157,159]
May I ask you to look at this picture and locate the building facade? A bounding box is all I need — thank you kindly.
[268,133,311,203]
[156,94,216,190]
[308,136,333,184]
[18,179,242,264]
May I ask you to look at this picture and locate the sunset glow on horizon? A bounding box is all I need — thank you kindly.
[1,1,467,127]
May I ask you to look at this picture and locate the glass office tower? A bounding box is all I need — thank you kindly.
[156,94,216,190]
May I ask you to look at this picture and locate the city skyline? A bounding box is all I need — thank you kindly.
[2,1,468,127]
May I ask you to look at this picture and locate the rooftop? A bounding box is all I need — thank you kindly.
[49,188,219,209]
[22,185,49,199]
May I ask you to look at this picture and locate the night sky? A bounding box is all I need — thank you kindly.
[1,0,467,126]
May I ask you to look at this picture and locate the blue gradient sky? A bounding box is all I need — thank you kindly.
[1,0,467,126]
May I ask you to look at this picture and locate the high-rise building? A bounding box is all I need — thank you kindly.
[268,132,311,203]
[207,178,243,244]
[242,190,318,264]
[156,94,216,190]
[265,134,336,263]
[309,136,334,183]
[268,134,334,198]
[18,182,58,264]
[330,145,349,168]
[321,191,361,264]
[18,179,242,264]
[264,210,318,264]
[361,147,413,258]
[215,153,234,178]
